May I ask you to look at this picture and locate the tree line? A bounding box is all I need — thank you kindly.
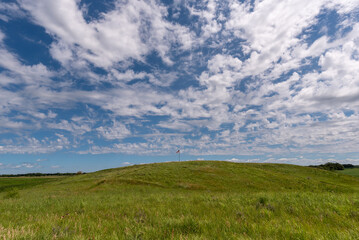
[0,171,85,177]
[309,162,358,171]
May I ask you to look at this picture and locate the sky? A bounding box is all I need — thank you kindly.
[0,0,359,173]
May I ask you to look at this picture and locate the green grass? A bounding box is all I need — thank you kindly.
[0,176,62,192]
[339,168,359,177]
[1,161,359,239]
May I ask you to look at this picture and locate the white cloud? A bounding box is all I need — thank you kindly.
[110,70,149,84]
[0,44,53,87]
[48,120,92,135]
[0,135,71,154]
[97,121,131,140]
[327,0,359,14]
[20,0,194,68]
[0,162,39,170]
[15,163,35,168]
[0,2,25,22]
[36,158,48,162]
[226,0,324,78]
[0,0,359,159]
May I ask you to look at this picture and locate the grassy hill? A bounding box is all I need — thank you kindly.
[66,160,359,193]
[1,161,359,239]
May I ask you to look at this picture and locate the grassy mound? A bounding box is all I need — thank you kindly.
[65,160,359,193]
[1,161,359,239]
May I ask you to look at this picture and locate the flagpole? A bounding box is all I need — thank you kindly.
[176,149,181,162]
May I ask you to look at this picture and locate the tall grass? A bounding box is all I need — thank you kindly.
[0,161,358,239]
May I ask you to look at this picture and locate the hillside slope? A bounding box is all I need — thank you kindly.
[59,160,359,193]
[1,161,359,239]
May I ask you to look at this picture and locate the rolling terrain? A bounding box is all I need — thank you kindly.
[1,161,359,239]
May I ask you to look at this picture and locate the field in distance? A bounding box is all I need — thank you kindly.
[1,161,359,239]
[339,167,359,177]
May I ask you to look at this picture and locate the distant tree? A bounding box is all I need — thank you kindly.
[309,162,344,171]
[325,162,344,170]
[0,172,80,177]
[342,164,355,169]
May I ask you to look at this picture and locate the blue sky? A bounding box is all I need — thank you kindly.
[1,0,359,173]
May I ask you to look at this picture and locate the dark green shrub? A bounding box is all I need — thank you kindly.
[258,197,268,205]
[168,218,202,235]
[310,162,344,171]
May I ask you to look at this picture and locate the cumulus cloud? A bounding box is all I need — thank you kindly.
[20,0,194,68]
[0,134,70,154]
[48,119,92,135]
[97,121,131,140]
[0,0,359,162]
[0,35,53,87]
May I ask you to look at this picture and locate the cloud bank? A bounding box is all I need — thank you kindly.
[0,0,359,164]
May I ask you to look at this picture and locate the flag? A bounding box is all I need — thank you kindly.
[176,150,180,153]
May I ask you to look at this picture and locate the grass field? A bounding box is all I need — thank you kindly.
[0,176,62,192]
[339,168,359,177]
[1,161,359,239]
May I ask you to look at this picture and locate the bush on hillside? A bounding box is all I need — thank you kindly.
[309,162,344,171]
